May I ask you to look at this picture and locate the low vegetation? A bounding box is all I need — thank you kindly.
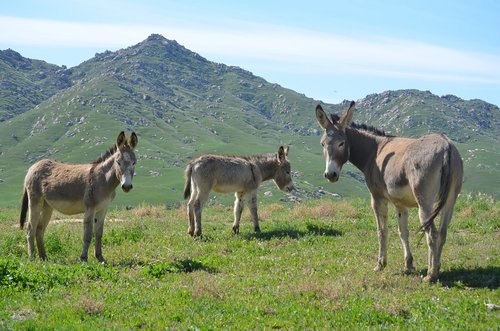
[0,195,498,329]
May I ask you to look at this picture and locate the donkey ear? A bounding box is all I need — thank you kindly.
[315,104,332,130]
[278,146,286,163]
[339,101,355,129]
[116,131,126,149]
[283,146,289,156]
[128,132,138,149]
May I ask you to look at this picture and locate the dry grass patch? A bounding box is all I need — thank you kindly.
[335,200,360,219]
[285,278,346,311]
[374,301,411,319]
[290,200,359,220]
[11,308,37,321]
[259,203,285,220]
[133,203,166,218]
[189,273,225,300]
[459,206,474,218]
[310,201,338,218]
[484,204,500,222]
[172,203,187,221]
[77,296,105,316]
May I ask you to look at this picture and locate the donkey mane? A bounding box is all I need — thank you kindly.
[329,114,394,138]
[351,122,395,137]
[92,145,118,165]
[194,153,277,163]
[242,153,277,163]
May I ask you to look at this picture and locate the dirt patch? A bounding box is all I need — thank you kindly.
[12,218,129,227]
[50,218,128,225]
[11,308,36,321]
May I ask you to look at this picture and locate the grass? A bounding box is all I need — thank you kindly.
[0,195,498,329]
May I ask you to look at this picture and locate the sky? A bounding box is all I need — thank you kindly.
[1,0,499,106]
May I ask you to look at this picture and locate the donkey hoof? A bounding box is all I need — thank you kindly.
[422,274,438,283]
[373,261,386,272]
[194,230,202,237]
[232,226,240,234]
[80,256,88,263]
[254,226,261,233]
[403,266,415,275]
[96,255,107,264]
[188,229,195,237]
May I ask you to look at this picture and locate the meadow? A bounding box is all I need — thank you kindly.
[0,195,498,329]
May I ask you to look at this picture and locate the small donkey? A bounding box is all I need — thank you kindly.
[183,146,294,236]
[20,131,138,262]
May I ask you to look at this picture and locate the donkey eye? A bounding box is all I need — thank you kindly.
[321,142,325,147]
[338,142,345,148]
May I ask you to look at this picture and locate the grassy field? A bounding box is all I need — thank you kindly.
[0,195,498,329]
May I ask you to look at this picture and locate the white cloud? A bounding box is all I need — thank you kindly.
[1,15,499,85]
[0,16,150,47]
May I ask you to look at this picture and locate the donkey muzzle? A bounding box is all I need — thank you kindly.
[121,184,133,192]
[324,171,339,183]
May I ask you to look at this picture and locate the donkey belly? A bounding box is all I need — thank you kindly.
[212,183,246,194]
[388,185,418,208]
[46,199,86,215]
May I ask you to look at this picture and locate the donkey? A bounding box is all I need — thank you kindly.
[315,101,463,282]
[183,146,294,237]
[19,131,138,263]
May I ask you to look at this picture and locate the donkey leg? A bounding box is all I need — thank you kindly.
[432,204,455,281]
[396,207,414,274]
[424,224,439,282]
[371,196,389,271]
[194,191,209,237]
[93,208,107,263]
[418,206,439,282]
[232,192,244,234]
[27,196,42,259]
[36,203,53,261]
[247,191,260,233]
[187,189,197,236]
[80,208,96,262]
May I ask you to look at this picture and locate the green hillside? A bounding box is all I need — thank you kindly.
[0,34,499,208]
[0,49,71,121]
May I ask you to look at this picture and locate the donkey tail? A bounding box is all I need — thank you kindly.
[183,163,192,200]
[417,144,453,234]
[20,189,28,229]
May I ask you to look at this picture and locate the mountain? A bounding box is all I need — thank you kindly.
[356,90,499,143]
[0,34,498,207]
[0,49,71,121]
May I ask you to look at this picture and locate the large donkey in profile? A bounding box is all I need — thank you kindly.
[183,146,294,237]
[20,131,138,263]
[315,102,463,282]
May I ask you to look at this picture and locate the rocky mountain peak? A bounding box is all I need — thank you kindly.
[0,48,33,70]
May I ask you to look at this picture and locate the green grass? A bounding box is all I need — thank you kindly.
[0,195,498,329]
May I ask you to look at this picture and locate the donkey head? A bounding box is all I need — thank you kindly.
[273,146,295,192]
[315,101,355,183]
[114,131,138,192]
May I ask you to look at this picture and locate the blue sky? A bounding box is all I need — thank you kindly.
[1,0,499,106]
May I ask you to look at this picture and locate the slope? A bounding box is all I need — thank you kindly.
[0,34,498,208]
[0,49,71,121]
